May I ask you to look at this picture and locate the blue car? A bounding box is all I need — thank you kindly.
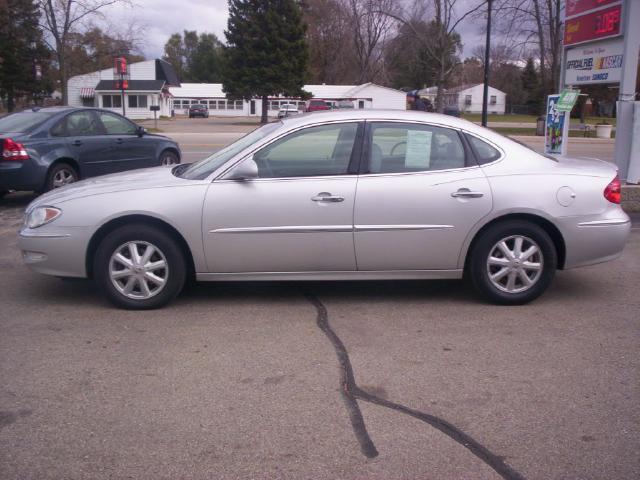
[0,107,181,196]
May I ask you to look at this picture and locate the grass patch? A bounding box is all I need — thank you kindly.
[491,127,615,138]
[462,113,617,126]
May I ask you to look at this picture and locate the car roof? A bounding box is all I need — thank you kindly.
[278,109,511,147]
[281,109,472,129]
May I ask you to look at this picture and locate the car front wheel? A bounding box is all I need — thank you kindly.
[469,220,557,305]
[94,224,186,309]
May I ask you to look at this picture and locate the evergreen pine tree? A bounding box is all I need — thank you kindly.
[521,57,542,115]
[222,0,309,123]
[0,0,51,111]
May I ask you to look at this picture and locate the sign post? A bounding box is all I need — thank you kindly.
[113,57,129,117]
[561,0,640,183]
[545,95,570,156]
[150,104,160,130]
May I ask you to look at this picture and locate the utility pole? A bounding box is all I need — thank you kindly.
[481,0,492,127]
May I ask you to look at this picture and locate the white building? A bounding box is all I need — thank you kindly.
[169,82,408,117]
[67,59,180,119]
[68,59,408,119]
[418,84,507,114]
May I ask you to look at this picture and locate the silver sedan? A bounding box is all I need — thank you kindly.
[19,110,630,309]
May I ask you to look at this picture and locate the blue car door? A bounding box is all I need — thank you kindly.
[95,111,157,171]
[55,110,113,178]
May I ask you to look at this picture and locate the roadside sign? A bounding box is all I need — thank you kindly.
[545,95,569,156]
[564,3,623,46]
[564,37,624,85]
[566,0,619,17]
[556,90,580,112]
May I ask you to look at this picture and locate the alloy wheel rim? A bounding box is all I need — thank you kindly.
[52,169,76,188]
[486,235,543,294]
[109,241,169,300]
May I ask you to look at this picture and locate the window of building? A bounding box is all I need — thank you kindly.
[367,122,466,174]
[253,123,358,178]
[128,95,148,109]
[490,95,497,105]
[465,95,472,106]
[102,94,122,108]
[209,100,217,109]
[217,100,227,109]
[234,100,243,110]
[191,99,201,105]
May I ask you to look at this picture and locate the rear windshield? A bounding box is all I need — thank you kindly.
[0,111,54,133]
[310,100,325,106]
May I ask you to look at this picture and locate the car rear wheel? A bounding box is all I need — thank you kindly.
[46,163,78,191]
[469,220,557,305]
[160,150,179,166]
[94,224,186,309]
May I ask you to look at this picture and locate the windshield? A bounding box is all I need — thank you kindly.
[179,121,283,180]
[0,111,55,133]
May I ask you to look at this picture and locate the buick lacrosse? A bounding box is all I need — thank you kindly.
[19,110,630,309]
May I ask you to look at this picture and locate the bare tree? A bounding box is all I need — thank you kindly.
[346,0,397,84]
[303,0,356,83]
[383,0,486,112]
[492,0,563,98]
[39,0,131,104]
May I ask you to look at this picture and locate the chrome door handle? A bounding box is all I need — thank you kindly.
[311,192,344,203]
[451,189,484,198]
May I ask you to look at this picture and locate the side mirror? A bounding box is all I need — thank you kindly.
[136,126,146,137]
[225,158,259,181]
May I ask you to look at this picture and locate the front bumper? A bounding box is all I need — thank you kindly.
[18,226,93,278]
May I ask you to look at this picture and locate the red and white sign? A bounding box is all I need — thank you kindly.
[566,0,620,18]
[564,3,623,46]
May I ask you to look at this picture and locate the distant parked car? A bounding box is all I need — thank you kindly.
[188,104,209,118]
[305,99,330,112]
[334,100,355,109]
[0,107,181,195]
[443,106,461,117]
[277,103,301,119]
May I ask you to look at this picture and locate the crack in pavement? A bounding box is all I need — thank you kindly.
[305,292,526,480]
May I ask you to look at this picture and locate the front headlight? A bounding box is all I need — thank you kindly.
[25,206,62,229]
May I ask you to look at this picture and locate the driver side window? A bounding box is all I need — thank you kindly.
[253,123,359,178]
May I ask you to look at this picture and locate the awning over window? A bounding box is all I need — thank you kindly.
[80,87,95,98]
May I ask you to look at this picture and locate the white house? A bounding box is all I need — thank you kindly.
[169,82,407,117]
[418,84,507,114]
[67,59,180,119]
[68,59,408,119]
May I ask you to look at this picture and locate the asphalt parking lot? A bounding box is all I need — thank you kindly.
[1,120,638,479]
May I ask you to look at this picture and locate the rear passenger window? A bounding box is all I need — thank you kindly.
[466,135,501,164]
[368,123,466,174]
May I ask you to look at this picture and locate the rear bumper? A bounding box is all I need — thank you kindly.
[18,226,93,278]
[559,213,631,269]
[0,160,46,191]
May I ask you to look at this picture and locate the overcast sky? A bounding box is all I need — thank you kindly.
[101,0,486,61]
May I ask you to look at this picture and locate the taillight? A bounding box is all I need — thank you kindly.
[2,138,29,161]
[604,175,621,204]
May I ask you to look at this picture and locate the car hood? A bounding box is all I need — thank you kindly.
[554,155,617,178]
[31,166,199,208]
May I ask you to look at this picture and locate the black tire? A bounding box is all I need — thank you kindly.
[45,162,78,192]
[94,224,187,309]
[160,150,180,166]
[468,220,557,305]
